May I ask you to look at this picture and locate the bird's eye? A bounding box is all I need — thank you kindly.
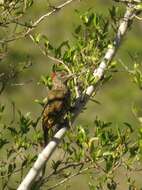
[60,73,65,77]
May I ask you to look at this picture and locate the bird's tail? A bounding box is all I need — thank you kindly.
[43,125,49,147]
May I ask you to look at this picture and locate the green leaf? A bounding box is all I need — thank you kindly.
[40,74,52,88]
[0,138,9,149]
[135,3,142,11]
[8,163,16,175]
[18,111,31,134]
[51,160,62,171]
[123,122,133,133]
[8,127,18,135]
[75,25,81,34]
[35,33,42,43]
[0,104,5,112]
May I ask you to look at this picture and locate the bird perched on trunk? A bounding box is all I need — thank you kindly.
[42,72,71,146]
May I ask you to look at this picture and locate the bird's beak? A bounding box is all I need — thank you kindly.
[63,73,75,83]
[67,73,74,79]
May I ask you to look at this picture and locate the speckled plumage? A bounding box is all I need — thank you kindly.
[42,73,71,146]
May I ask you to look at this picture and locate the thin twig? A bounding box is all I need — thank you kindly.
[47,54,72,75]
[11,80,33,86]
[135,15,142,20]
[47,159,104,190]
[0,0,76,44]
[113,0,141,3]
[27,0,75,31]
[46,165,94,190]
[74,77,80,98]
[43,161,84,181]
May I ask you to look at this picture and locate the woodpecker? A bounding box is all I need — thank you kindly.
[42,72,71,146]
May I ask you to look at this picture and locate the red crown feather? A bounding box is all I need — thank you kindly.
[51,72,57,80]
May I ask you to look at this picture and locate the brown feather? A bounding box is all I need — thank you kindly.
[42,74,71,146]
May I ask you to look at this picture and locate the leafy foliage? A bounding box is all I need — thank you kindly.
[0,0,142,190]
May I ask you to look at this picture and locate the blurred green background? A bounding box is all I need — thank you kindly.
[0,0,142,189]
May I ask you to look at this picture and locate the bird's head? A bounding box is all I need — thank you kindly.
[51,71,73,85]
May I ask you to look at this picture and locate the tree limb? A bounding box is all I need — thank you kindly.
[17,3,141,190]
